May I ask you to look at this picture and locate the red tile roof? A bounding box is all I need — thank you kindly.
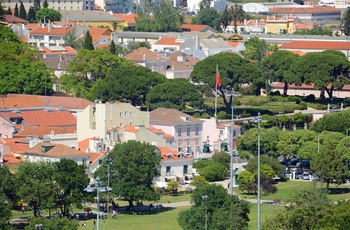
[279,41,350,50]
[124,47,166,61]
[150,108,202,125]
[89,152,104,164]
[78,138,91,152]
[39,46,77,56]
[95,44,109,49]
[269,6,341,13]
[0,113,14,125]
[159,147,192,160]
[180,24,207,32]
[167,51,200,66]
[5,15,28,23]
[30,25,71,36]
[89,27,111,35]
[114,13,138,24]
[227,42,240,48]
[3,153,21,164]
[290,50,306,56]
[155,37,183,45]
[16,126,76,137]
[148,126,174,139]
[26,23,39,30]
[125,125,140,133]
[25,142,89,157]
[20,110,76,127]
[3,138,29,154]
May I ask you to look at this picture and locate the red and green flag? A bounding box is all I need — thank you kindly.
[216,64,222,88]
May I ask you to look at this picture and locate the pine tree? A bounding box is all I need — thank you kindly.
[43,0,48,8]
[27,6,36,22]
[33,0,41,12]
[6,6,11,15]
[83,31,94,50]
[19,2,26,20]
[110,40,116,54]
[14,3,19,17]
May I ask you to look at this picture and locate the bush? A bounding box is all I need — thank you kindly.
[217,111,227,119]
[299,101,307,110]
[201,113,210,119]
[287,96,301,103]
[193,160,212,169]
[270,91,281,96]
[193,112,201,118]
[199,162,227,182]
[304,94,315,102]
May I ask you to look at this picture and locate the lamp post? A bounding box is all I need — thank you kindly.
[106,158,112,213]
[202,195,209,230]
[257,113,261,230]
[84,176,112,230]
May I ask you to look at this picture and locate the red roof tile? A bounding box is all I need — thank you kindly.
[150,108,202,125]
[16,126,76,137]
[89,152,104,164]
[26,23,39,30]
[25,142,89,157]
[269,6,341,13]
[20,110,76,127]
[3,153,21,164]
[4,138,29,154]
[227,42,240,48]
[125,125,139,133]
[39,46,77,56]
[124,47,166,61]
[88,27,111,35]
[280,41,350,50]
[180,24,207,32]
[113,13,138,24]
[95,44,109,49]
[78,138,91,152]
[30,25,70,36]
[5,15,28,23]
[155,37,183,45]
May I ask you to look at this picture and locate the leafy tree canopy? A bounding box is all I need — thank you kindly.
[94,141,161,207]
[36,8,61,22]
[25,217,79,230]
[195,7,222,32]
[342,7,350,36]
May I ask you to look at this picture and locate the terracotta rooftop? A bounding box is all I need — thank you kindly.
[159,147,192,160]
[88,27,111,35]
[227,42,241,48]
[150,108,202,125]
[148,126,174,139]
[0,113,14,126]
[78,138,91,152]
[16,126,76,137]
[89,152,104,164]
[124,47,166,61]
[95,44,109,49]
[155,37,183,46]
[20,110,76,127]
[0,94,93,110]
[167,51,200,66]
[180,24,208,32]
[269,6,341,13]
[125,125,140,133]
[114,13,138,24]
[30,25,71,36]
[216,121,241,129]
[3,138,29,154]
[43,53,72,70]
[39,46,77,56]
[5,15,28,23]
[279,41,350,50]
[3,153,21,164]
[91,35,110,44]
[166,59,191,71]
[25,142,89,157]
[26,23,40,30]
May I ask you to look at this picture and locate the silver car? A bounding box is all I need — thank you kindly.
[302,173,310,180]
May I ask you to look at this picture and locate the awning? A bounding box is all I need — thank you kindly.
[164,175,176,180]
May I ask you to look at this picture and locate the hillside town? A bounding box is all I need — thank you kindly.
[2,0,350,229]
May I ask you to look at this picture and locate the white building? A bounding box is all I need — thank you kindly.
[187,0,227,14]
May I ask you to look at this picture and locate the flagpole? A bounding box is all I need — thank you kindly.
[215,83,217,117]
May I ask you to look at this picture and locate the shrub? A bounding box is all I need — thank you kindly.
[201,113,210,119]
[199,162,227,182]
[193,160,212,169]
[287,96,301,103]
[299,101,307,110]
[193,112,201,118]
[217,111,227,119]
[304,94,315,102]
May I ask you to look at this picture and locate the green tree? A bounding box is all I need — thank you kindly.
[178,184,250,230]
[311,109,350,134]
[6,6,11,15]
[43,0,49,8]
[264,188,332,230]
[53,159,90,215]
[246,155,284,176]
[241,37,268,67]
[19,2,26,20]
[238,170,256,194]
[27,6,36,22]
[64,27,82,50]
[94,141,161,208]
[199,0,211,9]
[25,217,79,230]
[0,193,12,230]
[16,162,56,217]
[83,30,94,50]
[288,50,350,99]
[342,7,350,36]
[146,78,205,111]
[212,151,230,170]
[229,4,245,33]
[220,6,231,31]
[95,64,165,106]
[110,40,116,54]
[190,175,209,187]
[0,166,19,203]
[0,0,4,20]
[262,50,299,96]
[190,52,263,112]
[33,0,41,11]
[36,8,61,22]
[195,8,222,32]
[14,3,19,17]
[198,161,227,182]
[314,200,350,230]
[153,0,183,32]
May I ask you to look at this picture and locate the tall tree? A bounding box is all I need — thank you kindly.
[0,193,12,230]
[0,166,19,203]
[14,3,19,17]
[199,0,211,9]
[196,7,222,32]
[16,162,56,217]
[64,27,82,50]
[94,141,161,208]
[19,2,26,20]
[241,37,268,67]
[220,6,231,32]
[6,6,11,15]
[153,0,183,32]
[83,31,94,50]
[229,4,245,33]
[342,7,350,36]
[33,0,41,11]
[43,0,49,8]
[36,8,62,22]
[110,40,116,54]
[27,6,36,22]
[53,159,90,215]
[262,50,299,96]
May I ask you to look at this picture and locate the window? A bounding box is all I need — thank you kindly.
[82,158,86,166]
[186,127,190,137]
[120,112,123,117]
[99,159,103,165]
[58,6,60,10]
[166,166,171,175]
[195,127,199,136]
[129,122,132,126]
[130,111,132,117]
[125,111,127,117]
[183,165,188,174]
[220,130,223,135]
[53,6,54,9]
[71,6,73,9]
[178,128,182,137]
[64,6,66,9]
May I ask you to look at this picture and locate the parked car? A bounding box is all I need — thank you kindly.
[294,170,303,179]
[302,172,310,180]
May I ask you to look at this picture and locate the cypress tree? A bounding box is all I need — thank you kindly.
[83,31,94,50]
[6,6,11,15]
[19,2,26,20]
[43,0,48,8]
[27,6,36,22]
[110,40,116,54]
[14,3,19,17]
[33,0,41,12]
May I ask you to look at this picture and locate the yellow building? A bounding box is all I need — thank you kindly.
[266,16,301,34]
[60,10,124,30]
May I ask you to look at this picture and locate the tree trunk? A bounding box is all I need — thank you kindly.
[320,90,325,101]
[128,200,133,209]
[325,86,333,99]
[283,82,288,96]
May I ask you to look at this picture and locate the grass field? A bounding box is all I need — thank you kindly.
[234,180,350,202]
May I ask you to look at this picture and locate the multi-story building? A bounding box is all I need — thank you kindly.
[265,16,301,34]
[4,0,94,11]
[149,108,204,156]
[77,101,150,142]
[95,0,134,13]
[28,24,68,47]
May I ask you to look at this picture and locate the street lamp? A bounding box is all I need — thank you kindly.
[106,158,112,213]
[229,89,238,195]
[84,176,112,230]
[202,195,209,230]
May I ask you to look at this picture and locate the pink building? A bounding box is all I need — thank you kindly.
[149,108,203,156]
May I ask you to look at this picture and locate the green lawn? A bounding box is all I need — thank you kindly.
[248,203,283,230]
[234,180,350,202]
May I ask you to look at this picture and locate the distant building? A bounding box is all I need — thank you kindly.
[4,0,94,11]
[187,0,227,14]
